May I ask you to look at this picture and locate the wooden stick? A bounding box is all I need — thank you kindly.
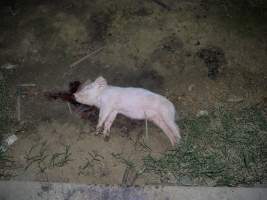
[70,47,104,68]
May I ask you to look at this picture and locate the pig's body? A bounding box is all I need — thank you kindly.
[99,86,174,120]
[74,77,181,146]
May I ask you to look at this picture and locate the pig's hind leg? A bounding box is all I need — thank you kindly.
[161,112,181,143]
[165,119,181,143]
[151,116,176,146]
[103,111,118,140]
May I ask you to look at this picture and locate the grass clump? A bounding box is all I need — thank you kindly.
[144,106,267,186]
[24,142,72,174]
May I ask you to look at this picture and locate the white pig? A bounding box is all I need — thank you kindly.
[74,76,181,146]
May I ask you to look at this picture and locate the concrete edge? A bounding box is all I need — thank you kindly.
[0,180,266,200]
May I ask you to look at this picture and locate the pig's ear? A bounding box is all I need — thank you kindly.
[94,76,107,88]
[78,79,92,91]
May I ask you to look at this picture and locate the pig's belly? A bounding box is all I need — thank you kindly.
[118,107,155,120]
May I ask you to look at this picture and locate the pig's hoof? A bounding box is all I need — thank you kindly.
[104,135,110,142]
[95,129,102,135]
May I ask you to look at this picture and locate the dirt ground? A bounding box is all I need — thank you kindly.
[0,0,266,185]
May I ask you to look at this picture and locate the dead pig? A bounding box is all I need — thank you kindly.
[74,76,181,146]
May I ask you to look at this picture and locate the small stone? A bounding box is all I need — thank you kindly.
[179,176,193,186]
[188,84,195,92]
[196,110,209,117]
[5,134,18,146]
[0,134,18,152]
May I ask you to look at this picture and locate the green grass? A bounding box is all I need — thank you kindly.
[24,142,72,174]
[78,151,105,176]
[111,152,135,169]
[49,145,72,168]
[144,106,267,186]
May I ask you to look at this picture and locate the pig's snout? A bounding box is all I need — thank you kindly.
[73,92,86,104]
[73,93,79,100]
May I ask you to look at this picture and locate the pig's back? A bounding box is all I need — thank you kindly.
[102,86,173,119]
[111,86,163,103]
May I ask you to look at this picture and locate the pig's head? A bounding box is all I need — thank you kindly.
[74,76,107,106]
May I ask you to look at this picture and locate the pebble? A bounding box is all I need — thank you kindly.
[188,84,195,92]
[0,134,18,152]
[196,110,209,117]
[179,176,193,186]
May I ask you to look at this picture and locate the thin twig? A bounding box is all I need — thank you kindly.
[122,166,130,185]
[67,103,72,114]
[70,47,105,68]
[122,166,139,186]
[145,118,148,140]
[16,89,21,121]
[151,0,171,11]
[144,112,149,142]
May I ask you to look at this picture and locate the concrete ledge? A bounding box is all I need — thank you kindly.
[0,181,266,200]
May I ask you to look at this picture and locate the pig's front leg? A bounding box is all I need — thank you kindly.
[96,107,112,135]
[103,111,118,139]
